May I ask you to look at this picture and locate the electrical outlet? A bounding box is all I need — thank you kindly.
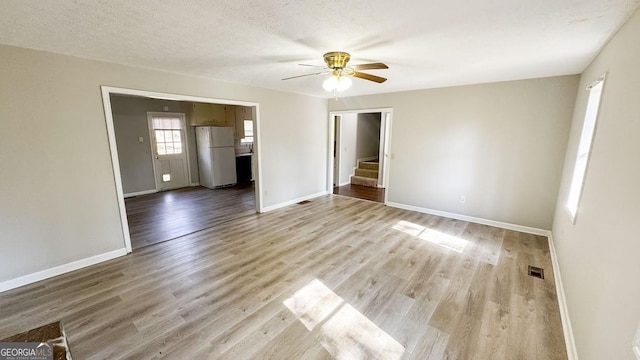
[459,196,466,203]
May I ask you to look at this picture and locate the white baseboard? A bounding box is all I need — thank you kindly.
[261,191,329,213]
[385,201,550,236]
[0,248,128,293]
[338,181,351,187]
[124,189,157,198]
[548,234,578,360]
[190,182,200,187]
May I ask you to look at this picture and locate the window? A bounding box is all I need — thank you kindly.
[566,76,605,222]
[151,117,183,155]
[241,119,254,143]
[634,320,640,359]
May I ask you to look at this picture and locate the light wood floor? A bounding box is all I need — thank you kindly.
[0,195,567,359]
[125,184,256,249]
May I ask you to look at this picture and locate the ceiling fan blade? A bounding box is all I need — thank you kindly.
[353,71,387,83]
[282,71,329,81]
[350,62,389,70]
[298,63,327,68]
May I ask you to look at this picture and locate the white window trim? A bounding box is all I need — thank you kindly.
[566,73,606,223]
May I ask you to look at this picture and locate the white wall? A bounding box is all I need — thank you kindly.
[356,112,381,160]
[0,44,328,284]
[551,7,640,360]
[329,76,578,229]
[339,113,358,186]
[111,96,196,194]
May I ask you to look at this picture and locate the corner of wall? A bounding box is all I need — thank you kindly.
[547,232,579,360]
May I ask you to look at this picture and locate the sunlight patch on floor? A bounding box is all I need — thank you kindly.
[284,279,405,359]
[419,228,468,253]
[391,220,425,237]
[321,304,405,360]
[283,279,344,331]
[392,220,469,253]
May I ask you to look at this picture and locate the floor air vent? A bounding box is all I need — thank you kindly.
[297,200,311,205]
[528,266,544,279]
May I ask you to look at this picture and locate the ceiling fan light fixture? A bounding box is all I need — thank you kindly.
[322,75,339,91]
[323,74,352,92]
[336,76,352,91]
[283,51,387,92]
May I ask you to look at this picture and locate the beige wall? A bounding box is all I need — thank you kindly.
[330,76,579,229]
[356,112,381,160]
[338,113,358,186]
[0,44,328,283]
[110,96,195,194]
[552,6,640,360]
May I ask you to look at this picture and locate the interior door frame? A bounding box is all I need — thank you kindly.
[379,112,391,188]
[327,108,393,204]
[146,112,191,191]
[333,115,341,187]
[101,86,262,253]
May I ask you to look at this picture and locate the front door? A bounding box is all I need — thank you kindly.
[148,113,189,191]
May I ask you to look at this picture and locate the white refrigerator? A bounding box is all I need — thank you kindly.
[196,127,237,188]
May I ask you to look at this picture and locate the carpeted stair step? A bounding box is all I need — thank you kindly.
[359,161,379,171]
[355,168,378,179]
[351,175,378,188]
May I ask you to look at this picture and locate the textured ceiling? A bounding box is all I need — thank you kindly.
[1,0,639,98]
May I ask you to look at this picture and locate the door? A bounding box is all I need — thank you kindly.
[148,113,190,191]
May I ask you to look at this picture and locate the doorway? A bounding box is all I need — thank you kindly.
[148,112,190,191]
[328,109,392,204]
[102,87,262,253]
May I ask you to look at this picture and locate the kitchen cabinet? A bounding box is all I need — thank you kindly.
[240,106,254,120]
[189,103,211,126]
[225,105,236,131]
[211,104,227,126]
[188,103,227,126]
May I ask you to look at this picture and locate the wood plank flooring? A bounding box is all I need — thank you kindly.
[0,195,567,359]
[125,184,255,249]
[333,184,385,203]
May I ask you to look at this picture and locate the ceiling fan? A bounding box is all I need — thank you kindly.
[282,51,388,92]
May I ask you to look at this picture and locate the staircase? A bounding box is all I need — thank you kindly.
[350,160,379,188]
